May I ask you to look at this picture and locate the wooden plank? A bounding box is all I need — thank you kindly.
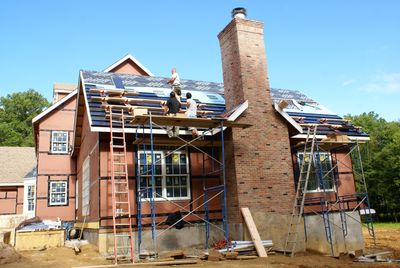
[240,207,268,258]
[72,259,198,268]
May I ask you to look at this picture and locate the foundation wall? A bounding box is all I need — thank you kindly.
[95,223,224,255]
[305,211,364,256]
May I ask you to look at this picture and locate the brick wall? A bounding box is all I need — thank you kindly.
[218,18,295,223]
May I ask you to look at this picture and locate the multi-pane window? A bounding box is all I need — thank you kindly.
[51,131,68,153]
[49,181,68,205]
[297,152,335,192]
[138,150,190,200]
[27,185,35,212]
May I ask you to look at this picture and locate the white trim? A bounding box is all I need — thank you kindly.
[297,151,336,193]
[0,182,24,186]
[348,136,370,142]
[49,181,68,206]
[138,149,191,201]
[54,89,75,94]
[291,134,370,142]
[23,178,36,217]
[274,103,303,134]
[51,131,69,154]
[227,100,248,121]
[32,89,78,124]
[80,70,93,127]
[103,54,154,76]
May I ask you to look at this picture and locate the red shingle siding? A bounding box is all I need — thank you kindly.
[218,18,295,223]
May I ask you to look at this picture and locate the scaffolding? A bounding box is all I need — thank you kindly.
[134,113,234,257]
[286,126,376,257]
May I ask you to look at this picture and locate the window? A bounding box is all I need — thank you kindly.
[82,156,90,216]
[27,185,35,212]
[49,181,68,205]
[297,152,335,192]
[51,131,69,153]
[138,150,190,200]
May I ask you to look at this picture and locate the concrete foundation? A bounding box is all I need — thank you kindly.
[95,223,224,255]
[305,211,364,256]
[229,212,306,252]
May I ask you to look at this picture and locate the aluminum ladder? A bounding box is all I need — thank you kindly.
[284,126,317,257]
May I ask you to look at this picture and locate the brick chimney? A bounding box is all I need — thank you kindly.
[218,9,296,241]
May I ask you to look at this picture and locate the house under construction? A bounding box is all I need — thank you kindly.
[26,8,375,263]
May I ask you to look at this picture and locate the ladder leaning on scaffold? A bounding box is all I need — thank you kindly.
[284,126,317,257]
[109,107,135,264]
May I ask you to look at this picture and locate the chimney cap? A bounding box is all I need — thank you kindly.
[232,7,247,19]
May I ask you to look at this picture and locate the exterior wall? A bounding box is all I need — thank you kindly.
[0,186,24,215]
[96,139,221,229]
[291,148,358,213]
[36,95,77,221]
[218,17,295,231]
[108,60,149,76]
[76,107,99,222]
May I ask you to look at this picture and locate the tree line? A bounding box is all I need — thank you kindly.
[345,112,400,222]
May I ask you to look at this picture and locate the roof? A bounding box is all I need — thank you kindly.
[103,54,154,76]
[0,147,36,184]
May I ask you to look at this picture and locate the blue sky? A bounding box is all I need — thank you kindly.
[1,1,399,121]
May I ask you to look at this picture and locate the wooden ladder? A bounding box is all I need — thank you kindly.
[109,108,135,264]
[284,126,317,257]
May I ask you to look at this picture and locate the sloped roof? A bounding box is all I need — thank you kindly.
[78,70,367,138]
[0,147,36,184]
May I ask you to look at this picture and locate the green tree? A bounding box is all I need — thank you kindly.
[0,89,50,146]
[345,112,400,221]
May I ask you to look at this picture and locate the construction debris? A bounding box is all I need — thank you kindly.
[353,251,399,263]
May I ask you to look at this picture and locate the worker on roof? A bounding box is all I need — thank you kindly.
[185,92,198,138]
[167,68,181,102]
[163,91,181,138]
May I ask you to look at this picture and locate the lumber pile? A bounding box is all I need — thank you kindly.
[218,240,274,258]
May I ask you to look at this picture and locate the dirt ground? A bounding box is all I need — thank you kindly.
[2,226,399,268]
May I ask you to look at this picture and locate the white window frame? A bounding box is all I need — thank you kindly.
[138,150,191,201]
[82,156,90,216]
[23,178,36,217]
[297,152,336,193]
[51,131,69,154]
[49,181,68,206]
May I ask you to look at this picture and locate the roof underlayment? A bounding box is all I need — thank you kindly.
[79,70,368,139]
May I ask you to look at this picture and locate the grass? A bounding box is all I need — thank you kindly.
[370,222,400,229]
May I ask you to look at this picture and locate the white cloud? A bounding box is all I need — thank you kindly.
[361,72,400,93]
[342,79,356,86]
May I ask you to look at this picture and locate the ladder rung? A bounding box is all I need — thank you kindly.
[113,163,126,165]
[115,234,132,237]
[114,153,125,156]
[116,246,132,249]
[112,136,124,140]
[114,181,128,184]
[113,145,125,148]
[115,191,128,194]
[115,223,128,226]
[114,171,126,174]
[116,201,129,204]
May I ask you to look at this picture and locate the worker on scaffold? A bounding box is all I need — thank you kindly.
[163,91,181,138]
[167,67,182,103]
